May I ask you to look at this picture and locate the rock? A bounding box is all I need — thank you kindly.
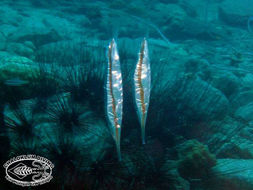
[6,42,34,59]
[152,3,186,26]
[177,140,216,180]
[218,0,253,27]
[4,7,82,47]
[148,38,187,57]
[241,73,253,89]
[160,0,179,3]
[13,29,62,48]
[0,50,11,58]
[230,90,253,110]
[239,127,253,142]
[219,7,247,27]
[35,39,106,66]
[38,95,110,163]
[204,116,253,159]
[0,5,20,31]
[4,98,111,165]
[0,55,40,100]
[68,15,91,27]
[0,55,37,81]
[184,57,210,74]
[235,103,253,121]
[167,169,190,190]
[151,3,186,40]
[66,120,110,163]
[216,143,253,159]
[0,32,6,50]
[211,159,253,190]
[179,0,198,17]
[167,16,225,40]
[0,24,17,41]
[168,76,229,120]
[210,70,240,97]
[150,1,225,41]
[24,41,36,50]
[152,63,229,122]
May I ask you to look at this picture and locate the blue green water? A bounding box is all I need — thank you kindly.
[0,0,253,189]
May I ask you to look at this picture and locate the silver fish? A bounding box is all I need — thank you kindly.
[106,38,123,161]
[4,78,29,86]
[134,38,151,145]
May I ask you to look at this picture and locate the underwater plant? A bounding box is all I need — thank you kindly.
[134,38,151,145]
[106,39,123,161]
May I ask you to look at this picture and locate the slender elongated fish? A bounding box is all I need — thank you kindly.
[106,39,123,161]
[134,38,151,145]
[4,78,29,86]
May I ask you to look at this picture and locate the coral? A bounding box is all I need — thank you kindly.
[177,140,216,180]
[0,56,61,108]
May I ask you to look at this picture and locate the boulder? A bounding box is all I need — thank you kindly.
[211,159,253,190]
[210,70,240,97]
[149,2,225,41]
[13,29,62,48]
[4,98,111,165]
[235,103,253,122]
[6,42,35,59]
[4,8,81,47]
[177,140,216,180]
[216,142,253,159]
[241,73,253,89]
[169,76,229,120]
[35,39,106,66]
[0,55,37,80]
[218,0,253,27]
[230,90,253,110]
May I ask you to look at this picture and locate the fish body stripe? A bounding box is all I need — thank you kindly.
[108,40,120,137]
[106,39,123,141]
[137,41,146,127]
[106,39,123,160]
[134,38,151,144]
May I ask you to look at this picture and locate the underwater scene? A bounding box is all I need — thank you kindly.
[1,0,253,189]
